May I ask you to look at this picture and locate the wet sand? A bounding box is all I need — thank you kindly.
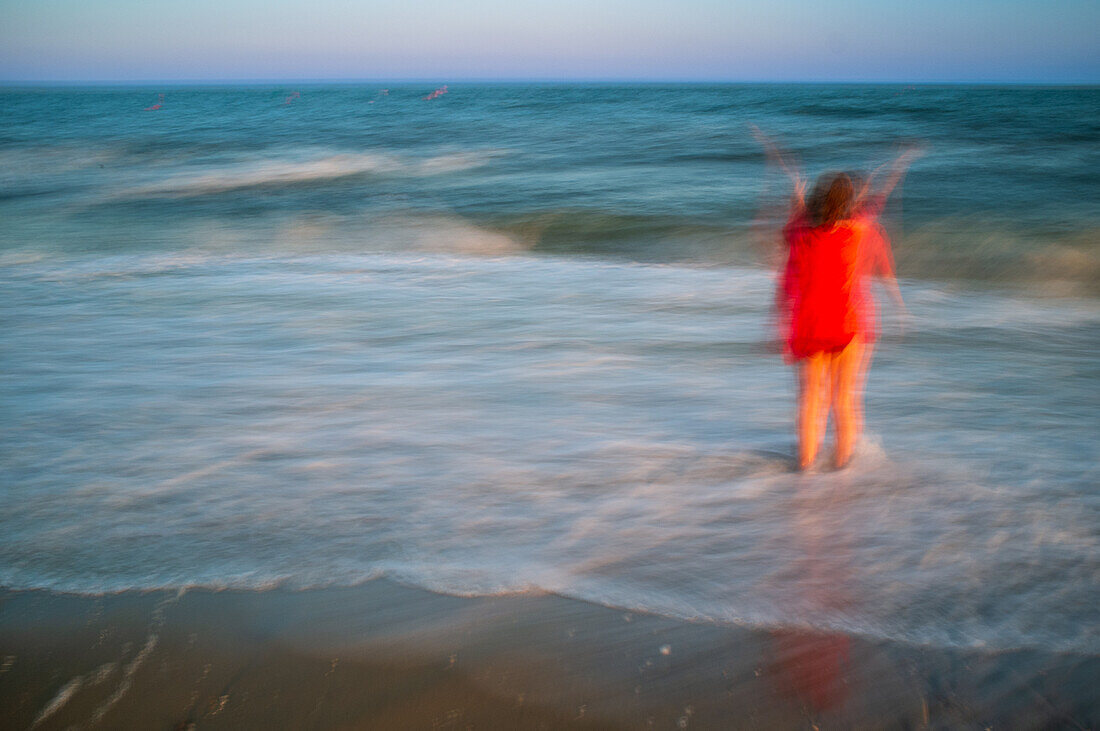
[1,580,1096,729]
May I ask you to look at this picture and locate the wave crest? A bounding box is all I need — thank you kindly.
[118,149,502,199]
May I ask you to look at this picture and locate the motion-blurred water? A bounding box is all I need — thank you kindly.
[2,84,1098,652]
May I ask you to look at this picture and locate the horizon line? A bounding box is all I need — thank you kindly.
[2,77,1097,88]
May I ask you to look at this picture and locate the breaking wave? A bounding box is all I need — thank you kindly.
[116,149,503,199]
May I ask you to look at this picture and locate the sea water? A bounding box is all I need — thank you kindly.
[1,84,1097,653]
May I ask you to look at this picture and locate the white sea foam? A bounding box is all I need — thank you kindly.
[2,254,1097,653]
[115,149,502,199]
[6,213,528,278]
[32,677,83,727]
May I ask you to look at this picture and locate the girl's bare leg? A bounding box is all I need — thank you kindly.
[830,338,865,469]
[853,339,874,443]
[798,353,830,470]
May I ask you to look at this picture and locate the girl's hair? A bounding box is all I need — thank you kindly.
[807,172,855,227]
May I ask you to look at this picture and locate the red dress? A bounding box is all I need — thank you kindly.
[776,211,891,361]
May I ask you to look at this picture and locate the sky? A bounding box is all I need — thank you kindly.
[1,0,1097,83]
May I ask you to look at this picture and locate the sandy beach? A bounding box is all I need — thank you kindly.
[2,580,1096,729]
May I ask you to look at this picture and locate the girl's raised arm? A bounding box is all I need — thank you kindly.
[751,124,807,215]
[862,145,923,217]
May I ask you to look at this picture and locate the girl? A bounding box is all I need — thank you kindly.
[762,137,917,469]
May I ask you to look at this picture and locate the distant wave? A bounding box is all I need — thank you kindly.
[359,213,526,256]
[8,202,1099,295]
[898,217,1100,297]
[490,208,747,263]
[116,149,503,199]
[6,193,1098,295]
[478,209,1100,295]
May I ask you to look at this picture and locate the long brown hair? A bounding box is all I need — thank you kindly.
[807,172,855,228]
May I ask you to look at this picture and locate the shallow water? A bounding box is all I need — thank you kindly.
[1,85,1098,653]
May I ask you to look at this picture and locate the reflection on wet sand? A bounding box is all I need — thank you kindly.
[768,478,854,717]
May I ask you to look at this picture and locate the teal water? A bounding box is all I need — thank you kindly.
[1,85,1098,653]
[2,84,1097,288]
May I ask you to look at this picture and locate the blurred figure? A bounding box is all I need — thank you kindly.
[757,131,917,469]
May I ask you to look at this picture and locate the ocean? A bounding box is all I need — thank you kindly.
[2,83,1097,654]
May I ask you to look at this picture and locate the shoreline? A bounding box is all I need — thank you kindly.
[2,580,1096,729]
